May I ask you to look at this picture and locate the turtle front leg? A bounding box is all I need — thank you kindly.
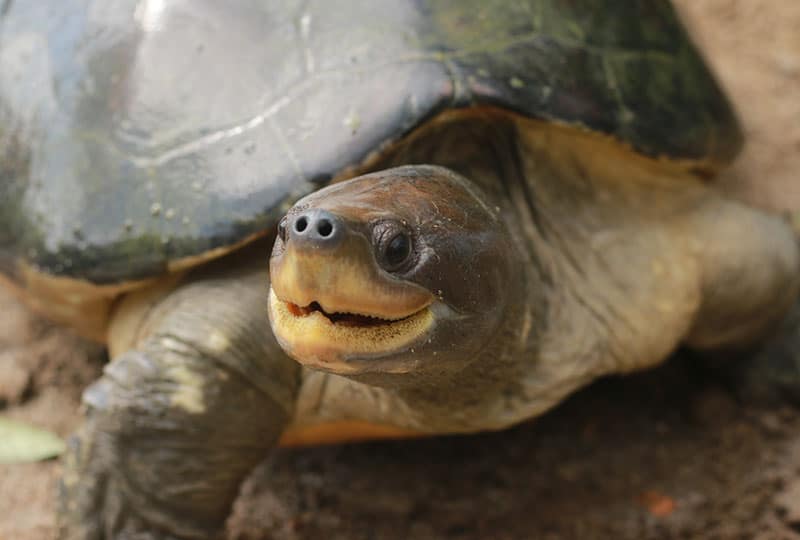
[684,196,800,404]
[58,270,299,540]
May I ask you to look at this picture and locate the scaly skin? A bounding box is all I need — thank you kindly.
[59,268,299,540]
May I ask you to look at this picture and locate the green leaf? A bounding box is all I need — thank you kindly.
[0,416,65,464]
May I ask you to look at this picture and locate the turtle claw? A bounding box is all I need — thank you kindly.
[725,301,800,407]
[58,347,290,540]
[57,374,196,540]
[57,423,105,540]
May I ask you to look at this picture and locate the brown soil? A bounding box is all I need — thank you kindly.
[2,1,800,538]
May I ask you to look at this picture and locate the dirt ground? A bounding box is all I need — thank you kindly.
[2,1,800,539]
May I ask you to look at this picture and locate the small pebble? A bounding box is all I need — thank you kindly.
[773,51,800,77]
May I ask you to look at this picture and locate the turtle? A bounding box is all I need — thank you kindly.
[1,0,799,538]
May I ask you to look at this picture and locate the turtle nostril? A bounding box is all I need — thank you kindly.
[288,209,343,245]
[317,219,333,238]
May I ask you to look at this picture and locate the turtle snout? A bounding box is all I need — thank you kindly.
[285,208,345,249]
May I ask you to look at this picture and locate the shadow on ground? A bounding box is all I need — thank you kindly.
[229,355,800,539]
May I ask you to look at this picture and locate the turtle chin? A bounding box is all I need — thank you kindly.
[268,288,442,374]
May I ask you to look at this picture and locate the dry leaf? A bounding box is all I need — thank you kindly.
[0,416,65,464]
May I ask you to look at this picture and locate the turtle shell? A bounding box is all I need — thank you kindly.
[0,0,741,286]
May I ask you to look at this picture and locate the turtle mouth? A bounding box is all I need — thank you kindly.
[286,301,414,327]
[268,289,434,374]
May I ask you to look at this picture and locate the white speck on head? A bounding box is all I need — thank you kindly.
[150,203,162,217]
[164,208,176,220]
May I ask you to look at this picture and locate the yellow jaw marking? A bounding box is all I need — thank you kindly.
[268,289,433,372]
[271,242,432,321]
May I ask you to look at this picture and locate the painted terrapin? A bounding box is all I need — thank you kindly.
[1,0,799,538]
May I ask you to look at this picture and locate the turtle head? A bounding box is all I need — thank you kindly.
[268,165,519,380]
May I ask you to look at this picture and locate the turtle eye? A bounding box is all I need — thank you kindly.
[375,222,414,272]
[384,232,411,268]
[277,217,288,242]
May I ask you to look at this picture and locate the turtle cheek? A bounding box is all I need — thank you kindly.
[268,236,287,282]
[269,231,286,260]
[407,231,515,321]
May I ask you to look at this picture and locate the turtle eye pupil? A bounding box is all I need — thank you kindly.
[384,232,411,268]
